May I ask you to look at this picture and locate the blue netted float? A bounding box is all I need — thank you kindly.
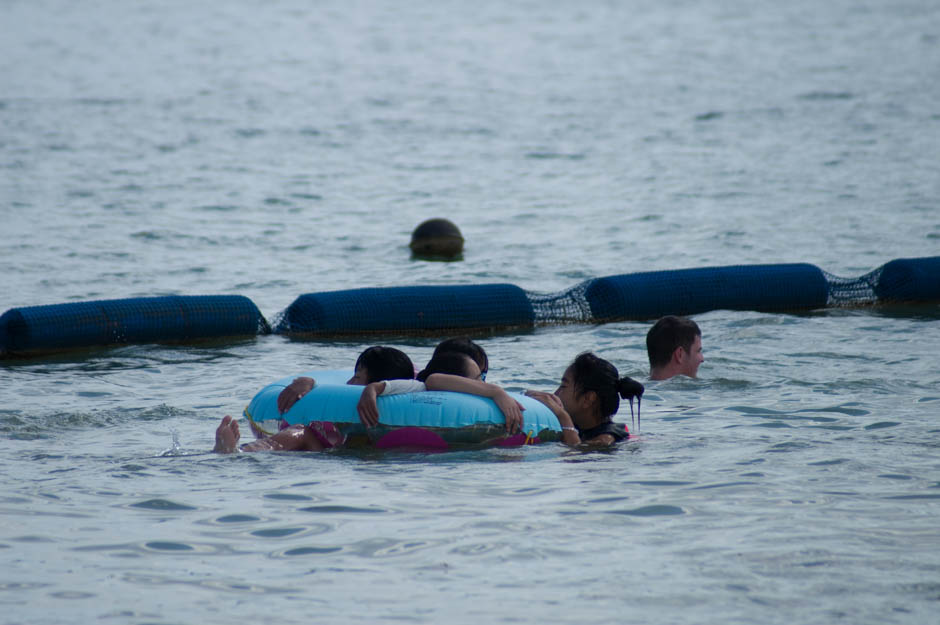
[274,283,535,335]
[582,263,829,321]
[873,257,940,302]
[0,295,268,357]
[243,370,563,449]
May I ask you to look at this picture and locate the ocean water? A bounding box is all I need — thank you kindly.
[1,1,939,623]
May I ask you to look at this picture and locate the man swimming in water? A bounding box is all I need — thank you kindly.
[646,315,704,380]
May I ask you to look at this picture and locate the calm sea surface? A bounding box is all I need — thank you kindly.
[2,1,939,623]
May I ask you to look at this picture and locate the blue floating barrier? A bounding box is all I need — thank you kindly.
[874,256,940,303]
[0,295,268,357]
[276,284,535,334]
[583,263,830,320]
[4,257,937,356]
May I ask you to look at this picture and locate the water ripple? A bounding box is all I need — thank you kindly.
[607,505,685,516]
[864,421,901,430]
[251,527,307,538]
[298,505,388,514]
[885,494,940,501]
[280,545,343,556]
[128,499,198,511]
[122,573,285,594]
[691,481,758,490]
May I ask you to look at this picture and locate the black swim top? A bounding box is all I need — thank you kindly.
[578,421,630,443]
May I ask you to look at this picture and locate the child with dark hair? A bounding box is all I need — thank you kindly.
[410,352,643,446]
[214,345,414,454]
[533,352,644,444]
[355,350,515,429]
[275,345,415,414]
[355,338,493,427]
[432,337,488,380]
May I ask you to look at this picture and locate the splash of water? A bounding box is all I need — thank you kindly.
[158,428,182,457]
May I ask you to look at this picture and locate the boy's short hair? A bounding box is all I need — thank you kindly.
[646,316,701,368]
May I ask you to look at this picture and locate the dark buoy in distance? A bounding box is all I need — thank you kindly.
[410,218,464,260]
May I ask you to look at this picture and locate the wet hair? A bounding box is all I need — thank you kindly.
[433,337,488,375]
[416,351,476,382]
[646,316,701,369]
[568,352,644,420]
[354,346,414,383]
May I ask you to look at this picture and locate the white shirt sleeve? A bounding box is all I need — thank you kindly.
[379,379,427,395]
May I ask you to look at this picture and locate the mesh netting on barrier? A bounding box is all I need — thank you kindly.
[823,268,881,306]
[824,257,940,306]
[524,280,595,324]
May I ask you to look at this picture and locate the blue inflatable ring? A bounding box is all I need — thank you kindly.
[243,370,564,449]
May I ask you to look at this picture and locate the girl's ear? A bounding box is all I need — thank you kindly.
[582,390,599,412]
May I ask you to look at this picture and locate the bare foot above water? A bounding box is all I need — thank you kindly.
[213,415,241,453]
